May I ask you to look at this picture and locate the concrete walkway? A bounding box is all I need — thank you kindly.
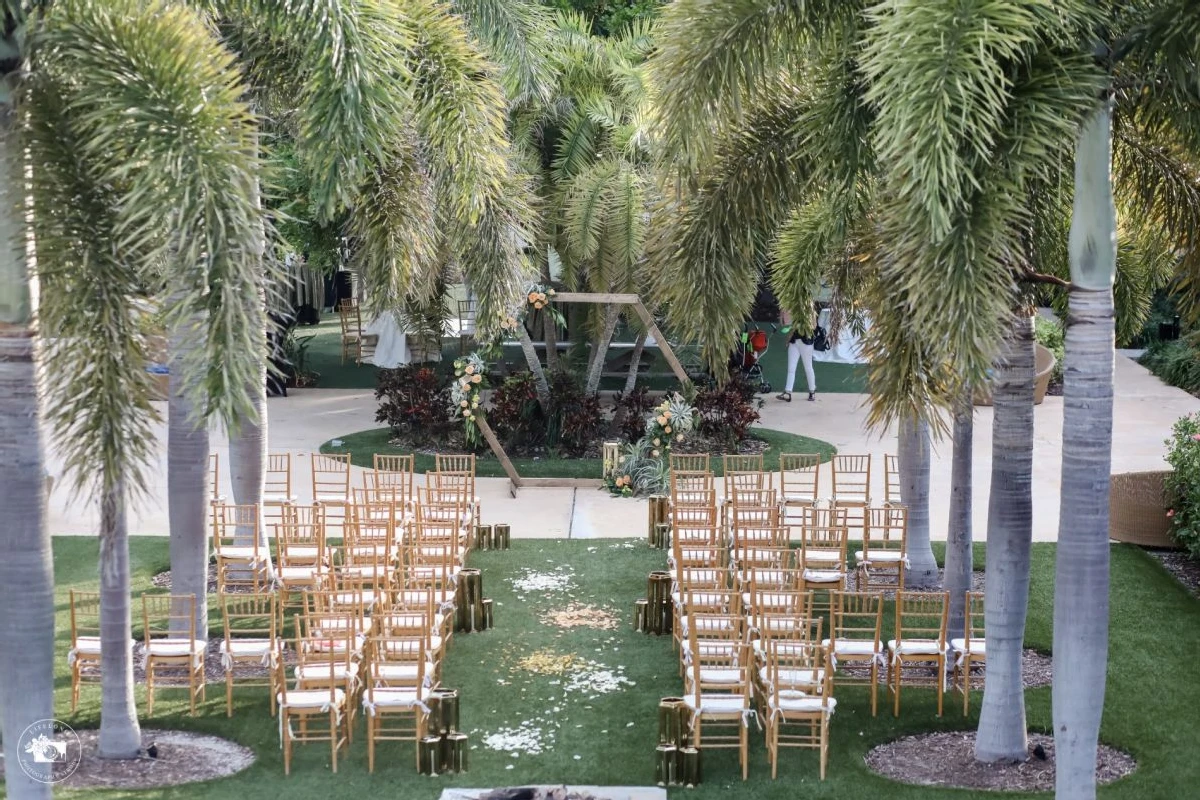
[45,354,1200,543]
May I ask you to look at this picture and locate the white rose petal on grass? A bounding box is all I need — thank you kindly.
[481,721,549,755]
[511,566,576,595]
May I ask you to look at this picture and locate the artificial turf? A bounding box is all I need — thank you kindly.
[47,537,1200,798]
[320,427,838,477]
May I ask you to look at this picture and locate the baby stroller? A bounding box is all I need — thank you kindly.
[732,323,776,394]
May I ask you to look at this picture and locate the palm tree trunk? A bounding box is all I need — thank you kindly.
[0,101,55,798]
[975,313,1035,762]
[543,310,560,373]
[944,386,974,637]
[98,482,141,758]
[516,323,551,409]
[623,331,648,395]
[168,313,210,636]
[0,335,56,797]
[898,412,937,587]
[585,304,620,396]
[1054,102,1117,800]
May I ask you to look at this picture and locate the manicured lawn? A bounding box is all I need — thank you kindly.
[49,537,1200,798]
[320,427,837,478]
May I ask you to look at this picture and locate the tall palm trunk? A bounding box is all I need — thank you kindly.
[516,323,551,408]
[944,387,974,637]
[898,413,937,587]
[585,303,620,395]
[543,310,560,373]
[168,313,210,636]
[1054,102,1116,800]
[975,313,1035,761]
[623,331,648,395]
[98,483,141,758]
[0,104,55,796]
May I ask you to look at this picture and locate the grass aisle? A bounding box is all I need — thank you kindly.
[45,539,1200,798]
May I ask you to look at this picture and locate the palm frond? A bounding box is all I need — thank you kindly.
[452,0,554,103]
[29,0,263,495]
[645,81,814,373]
[561,158,620,272]
[649,0,859,170]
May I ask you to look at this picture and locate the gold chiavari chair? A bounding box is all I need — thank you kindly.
[263,452,297,520]
[277,617,351,774]
[822,590,884,716]
[670,453,712,473]
[142,593,207,716]
[212,503,271,592]
[670,469,715,495]
[362,634,430,772]
[884,453,901,505]
[798,523,849,613]
[951,590,986,716]
[312,451,352,512]
[220,592,280,717]
[887,591,949,717]
[68,590,122,712]
[831,454,871,537]
[857,505,909,592]
[779,453,821,522]
[763,638,836,780]
[684,637,752,781]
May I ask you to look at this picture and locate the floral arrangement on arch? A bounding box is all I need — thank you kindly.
[1164,412,1200,557]
[605,393,697,497]
[449,352,487,447]
[501,281,565,332]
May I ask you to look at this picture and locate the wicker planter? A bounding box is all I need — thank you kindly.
[1109,471,1179,548]
[974,343,1056,406]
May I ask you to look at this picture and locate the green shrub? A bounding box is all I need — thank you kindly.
[1140,338,1200,396]
[1164,413,1200,557]
[1034,316,1065,383]
[488,372,543,450]
[375,365,451,444]
[694,373,762,447]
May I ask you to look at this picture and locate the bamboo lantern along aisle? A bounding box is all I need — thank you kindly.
[647,495,669,543]
[634,598,649,631]
[473,523,511,550]
[645,571,673,635]
[427,688,461,735]
[655,697,701,787]
[419,736,443,775]
[655,744,678,786]
[650,521,670,550]
[473,524,492,550]
[603,441,622,479]
[454,569,493,632]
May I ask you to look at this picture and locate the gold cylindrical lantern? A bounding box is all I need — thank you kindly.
[678,746,702,786]
[428,688,459,734]
[443,732,469,773]
[419,736,442,775]
[652,522,670,550]
[494,523,510,549]
[602,441,622,479]
[474,524,493,550]
[647,495,669,541]
[634,599,649,632]
[654,744,677,786]
[658,697,687,746]
[481,598,494,630]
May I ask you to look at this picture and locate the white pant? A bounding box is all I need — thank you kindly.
[785,340,816,394]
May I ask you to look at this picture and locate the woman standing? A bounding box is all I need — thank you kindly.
[777,307,817,402]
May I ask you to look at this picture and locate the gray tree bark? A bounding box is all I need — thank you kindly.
[975,313,1035,762]
[1054,102,1117,800]
[898,413,938,587]
[944,387,974,638]
[98,483,141,757]
[168,312,210,636]
[585,304,620,396]
[0,102,55,797]
[623,331,648,395]
[516,324,551,409]
[543,310,560,373]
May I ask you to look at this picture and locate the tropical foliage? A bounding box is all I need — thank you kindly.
[450,353,489,448]
[1164,413,1200,558]
[605,393,696,496]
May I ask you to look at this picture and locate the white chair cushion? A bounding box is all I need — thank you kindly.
[760,667,824,688]
[783,493,815,504]
[220,639,273,658]
[278,566,322,581]
[294,662,359,682]
[373,662,435,682]
[855,550,905,562]
[72,636,105,655]
[888,639,945,656]
[215,546,262,560]
[821,638,881,656]
[281,546,323,561]
[315,492,349,503]
[950,637,986,655]
[770,694,837,714]
[365,687,428,708]
[804,552,842,563]
[280,688,345,709]
[262,493,298,504]
[146,638,207,659]
[682,694,748,714]
[685,667,744,685]
[802,569,845,583]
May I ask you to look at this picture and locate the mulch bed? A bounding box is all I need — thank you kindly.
[61,730,253,789]
[864,731,1135,791]
[1147,550,1200,599]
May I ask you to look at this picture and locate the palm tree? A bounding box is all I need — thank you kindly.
[0,9,54,792]
[173,0,539,606]
[943,389,974,640]
[25,0,266,757]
